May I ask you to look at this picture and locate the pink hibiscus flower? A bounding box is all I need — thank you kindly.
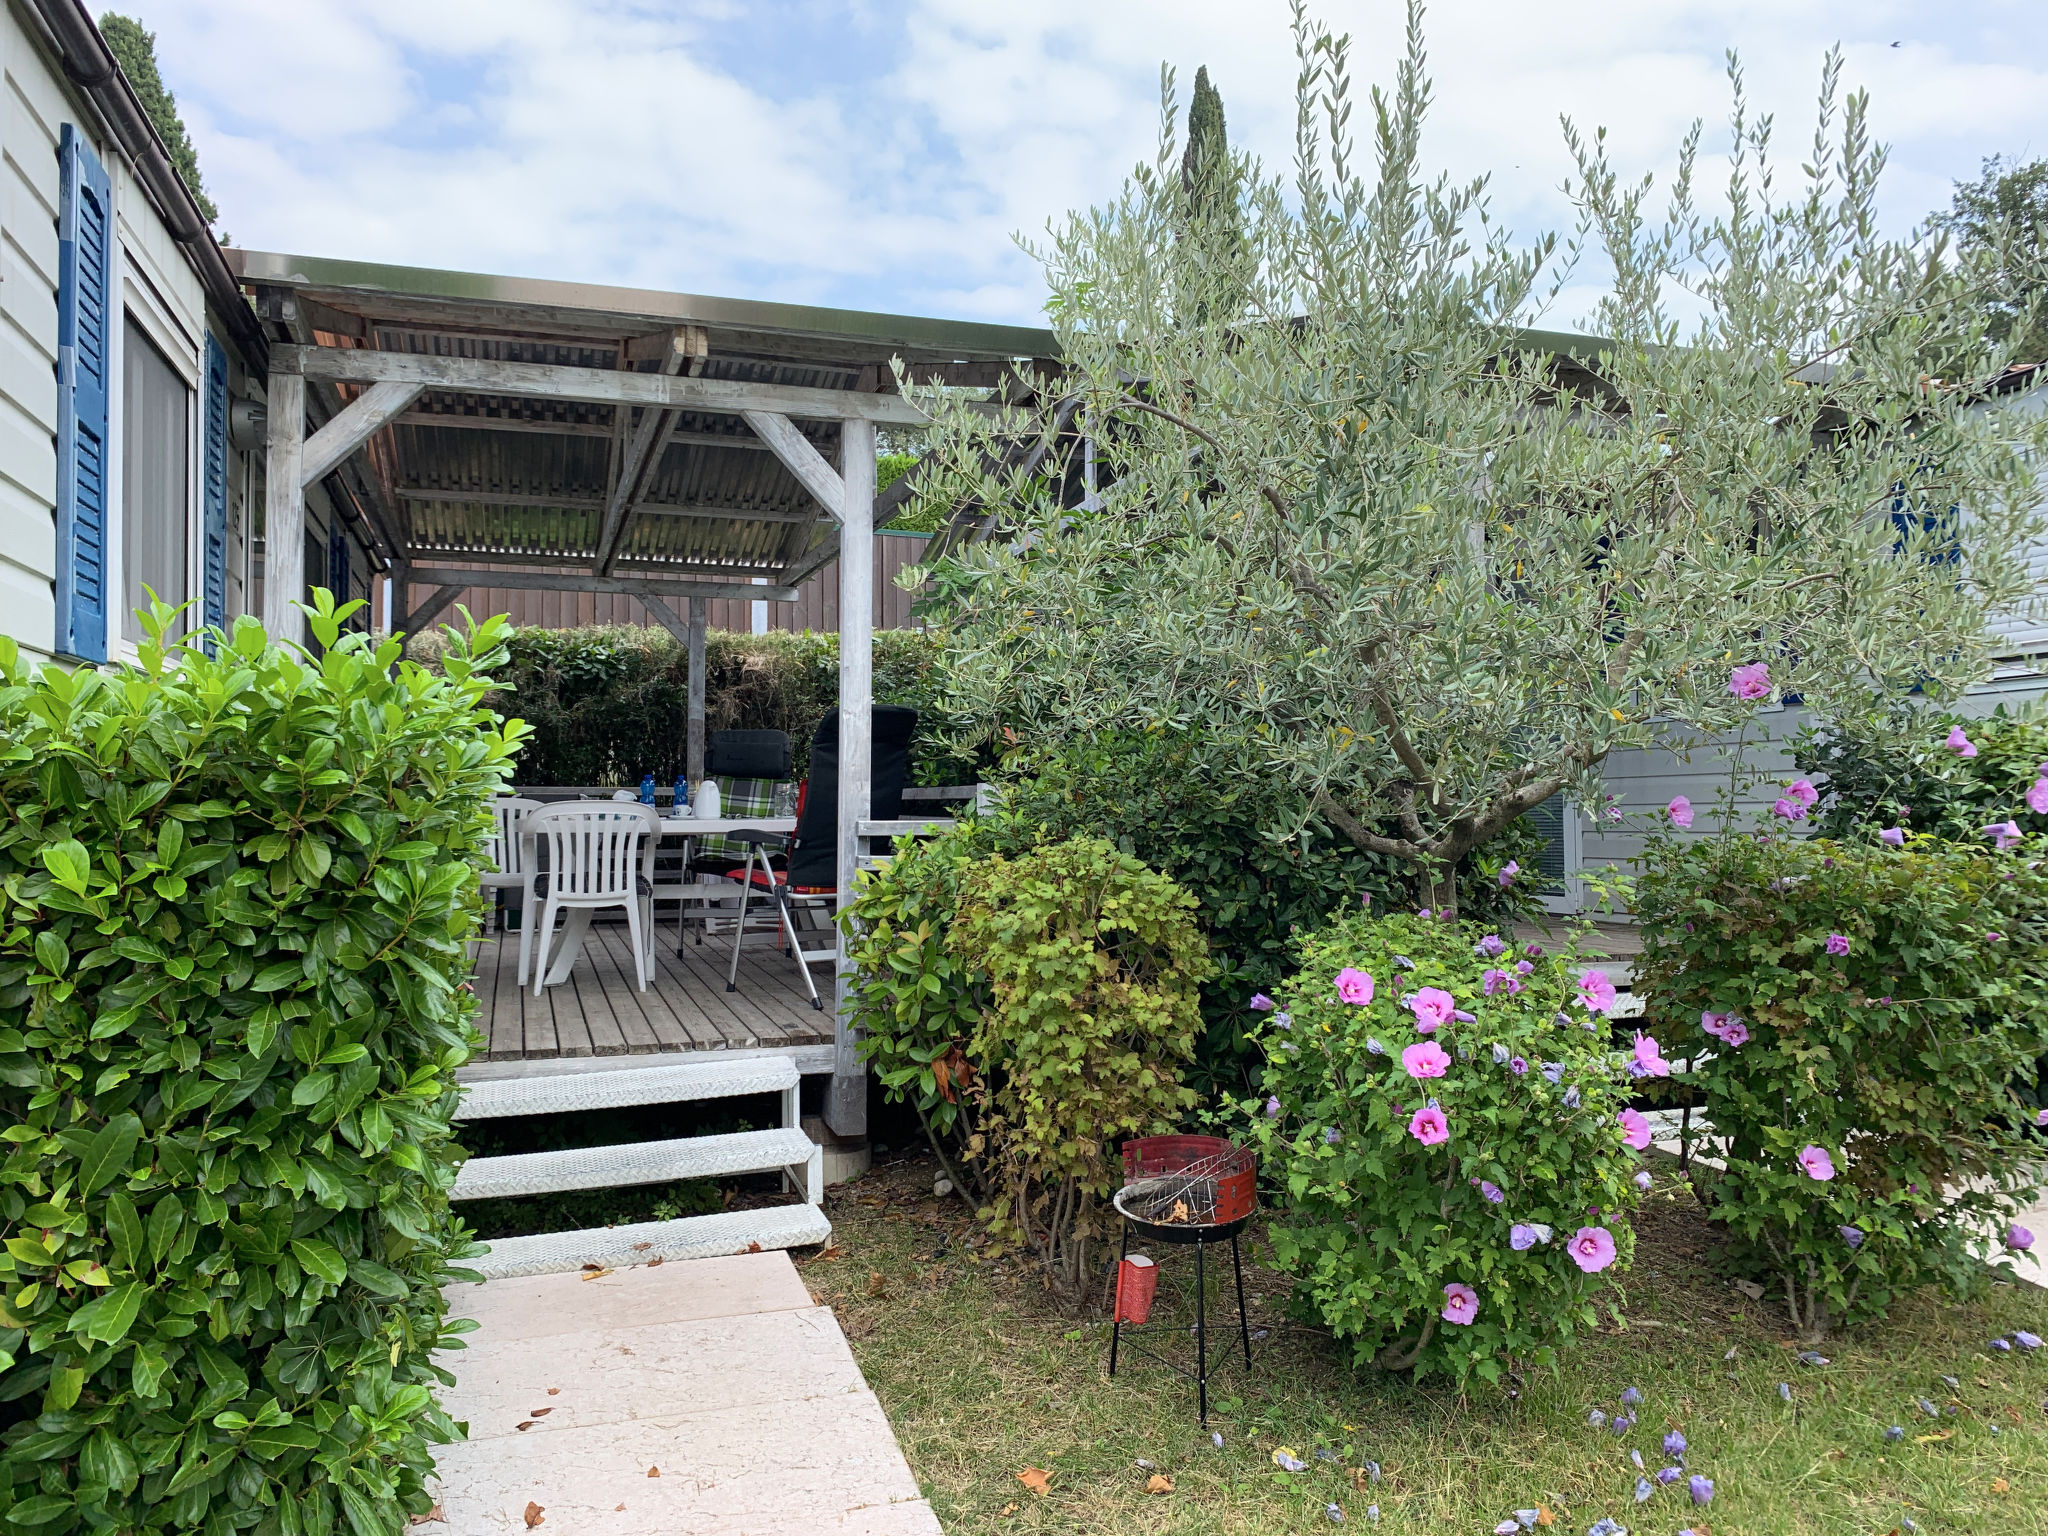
[1618,1108,1653,1151]
[1577,970,1618,1015]
[1401,1040,1452,1079]
[1986,820,2023,852]
[1568,1225,1618,1273]
[1407,987,1457,1030]
[1728,662,1772,701]
[1440,1282,1479,1325]
[1335,967,1375,1005]
[2029,779,2048,816]
[1666,796,1693,829]
[1824,933,1850,956]
[1798,1144,1836,1181]
[1946,725,1978,758]
[1632,1033,1670,1078]
[1787,778,1818,808]
[1717,1018,1750,1047]
[1498,860,1520,888]
[1879,827,1905,846]
[1408,1105,1450,1145]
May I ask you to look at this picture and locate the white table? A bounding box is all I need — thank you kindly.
[538,815,797,986]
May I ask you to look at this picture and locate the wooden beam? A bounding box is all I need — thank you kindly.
[741,410,845,522]
[686,596,707,786]
[623,325,709,369]
[636,590,694,648]
[403,567,799,602]
[402,584,464,637]
[299,381,426,487]
[396,488,606,510]
[263,371,306,643]
[403,547,788,580]
[829,416,877,1140]
[596,329,692,574]
[278,343,931,426]
[777,526,843,590]
[396,410,614,439]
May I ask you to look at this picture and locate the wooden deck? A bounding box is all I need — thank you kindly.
[469,923,835,1063]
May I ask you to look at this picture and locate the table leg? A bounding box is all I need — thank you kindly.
[543,909,593,986]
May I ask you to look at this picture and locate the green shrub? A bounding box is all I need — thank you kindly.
[1633,833,2048,1344]
[411,624,972,788]
[1246,912,1643,1384]
[1794,699,2048,841]
[0,595,522,1534]
[847,832,1209,1298]
[991,733,1544,1094]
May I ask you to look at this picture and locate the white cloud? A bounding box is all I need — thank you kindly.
[121,0,2048,328]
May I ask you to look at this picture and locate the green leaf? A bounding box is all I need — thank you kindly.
[78,1114,141,1195]
[289,1239,348,1286]
[71,1282,145,1345]
[104,1194,143,1271]
[245,1422,320,1459]
[39,840,90,894]
[4,1495,76,1526]
[32,931,67,977]
[253,961,305,993]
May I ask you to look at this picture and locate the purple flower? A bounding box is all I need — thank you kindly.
[2029,778,2048,816]
[2007,1224,2035,1252]
[1569,1225,1617,1273]
[1633,1170,1653,1192]
[1514,960,1533,976]
[1992,1337,2013,1352]
[1688,1474,1714,1506]
[1986,820,2023,852]
[1587,1408,1607,1428]
[1611,1412,1633,1436]
[1273,1012,1292,1029]
[1498,860,1520,888]
[1839,1225,1864,1249]
[1440,1282,1479,1325]
[1408,1105,1450,1145]
[1729,662,1772,701]
[1401,1041,1451,1079]
[1452,1009,1475,1023]
[1472,1179,1505,1204]
[1478,933,1507,958]
[2037,1109,2048,1128]
[1634,1477,1653,1503]
[1633,1033,1671,1078]
[1825,932,1850,956]
[1947,724,1978,758]
[1366,1037,1385,1055]
[1578,970,1618,1015]
[1249,993,1275,1011]
[1323,1126,1342,1146]
[1335,968,1375,1005]
[1541,1061,1565,1083]
[1483,968,1521,997]
[2015,1330,2043,1349]
[1620,1387,1642,1407]
[1667,795,1694,829]
[1509,1057,1529,1076]
[1787,778,1819,808]
[1880,826,1905,845]
[1657,1466,1682,1485]
[1265,1096,1282,1118]
[1618,1108,1652,1150]
[1510,1223,1552,1250]
[1663,1429,1686,1456]
[1772,796,1805,822]
[1563,1085,1582,1109]
[1408,987,1457,1029]
[1798,1144,1836,1181]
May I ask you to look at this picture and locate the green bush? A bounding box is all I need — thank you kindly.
[411,624,972,788]
[1633,832,2048,1344]
[848,832,1208,1298]
[0,595,521,1534]
[991,734,1544,1094]
[1246,912,1643,1384]
[1794,699,2048,841]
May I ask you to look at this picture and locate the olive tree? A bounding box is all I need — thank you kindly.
[908,3,2048,914]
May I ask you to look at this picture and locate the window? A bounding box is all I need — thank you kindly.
[1526,791,1582,913]
[122,316,191,641]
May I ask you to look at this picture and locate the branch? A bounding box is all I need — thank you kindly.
[1314,791,1421,860]
[1113,392,1294,520]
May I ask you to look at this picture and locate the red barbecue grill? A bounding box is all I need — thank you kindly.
[1108,1135,1257,1423]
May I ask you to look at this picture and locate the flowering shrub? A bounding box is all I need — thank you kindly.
[1634,833,2048,1344]
[1245,912,1644,1383]
[1793,701,2048,843]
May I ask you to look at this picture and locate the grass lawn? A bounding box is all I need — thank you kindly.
[801,1152,2048,1535]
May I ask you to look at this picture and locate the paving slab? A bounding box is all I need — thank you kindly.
[432,1251,940,1535]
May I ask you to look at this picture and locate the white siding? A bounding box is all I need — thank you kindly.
[1983,384,2048,664]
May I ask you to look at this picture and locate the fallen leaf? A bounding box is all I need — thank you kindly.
[579,1267,613,1282]
[868,1271,890,1299]
[528,1408,552,1418]
[613,1505,625,1513]
[1017,1467,1052,1496]
[1536,1507,1555,1528]
[647,1467,660,1478]
[1146,1473,1174,1495]
[514,1422,535,1432]
[632,1242,653,1252]
[745,1241,763,1254]
[546,1388,560,1397]
[580,1262,603,1272]
[818,1244,845,1261]
[408,1506,445,1526]
[1913,1431,1952,1444]
[648,1257,663,1267]
[1993,1477,2011,1493]
[999,1504,1018,1517]
[522,1503,544,1529]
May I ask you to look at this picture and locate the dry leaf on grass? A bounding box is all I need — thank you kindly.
[1145,1473,1174,1495]
[1914,1431,1952,1444]
[818,1244,845,1261]
[999,1504,1018,1517]
[579,1267,613,1282]
[1016,1467,1052,1495]
[1536,1507,1555,1527]
[522,1502,544,1529]
[867,1271,890,1299]
[1993,1477,2011,1493]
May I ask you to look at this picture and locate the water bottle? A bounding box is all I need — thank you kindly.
[672,774,689,816]
[639,772,656,806]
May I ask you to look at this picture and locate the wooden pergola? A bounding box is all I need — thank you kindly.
[230,250,1057,1133]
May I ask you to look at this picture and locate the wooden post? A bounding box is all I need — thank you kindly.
[829,417,875,1139]
[263,369,306,644]
[686,596,707,786]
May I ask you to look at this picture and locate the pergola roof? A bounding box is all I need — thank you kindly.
[227,249,1059,600]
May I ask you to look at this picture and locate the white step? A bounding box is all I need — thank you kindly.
[457,1055,799,1121]
[468,1204,833,1280]
[453,1127,820,1202]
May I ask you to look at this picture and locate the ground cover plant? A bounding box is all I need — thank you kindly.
[1247,911,1646,1382]
[811,1151,2048,1535]
[1634,832,2048,1346]
[909,2,2048,917]
[0,595,522,1535]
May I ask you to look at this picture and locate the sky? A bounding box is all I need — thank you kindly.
[121,0,2048,333]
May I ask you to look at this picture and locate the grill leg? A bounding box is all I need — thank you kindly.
[1108,1222,1129,1378]
[1195,1235,1209,1427]
[1231,1230,1252,1369]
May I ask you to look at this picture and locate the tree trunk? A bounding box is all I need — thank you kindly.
[1418,864,1457,920]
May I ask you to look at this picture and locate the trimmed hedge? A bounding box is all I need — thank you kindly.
[410,624,973,789]
[0,596,521,1534]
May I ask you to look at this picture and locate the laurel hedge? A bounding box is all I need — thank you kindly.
[0,594,522,1535]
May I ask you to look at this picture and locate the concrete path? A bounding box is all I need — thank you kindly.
[429,1251,941,1534]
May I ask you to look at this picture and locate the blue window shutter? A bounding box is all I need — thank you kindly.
[54,123,112,663]
[201,334,229,643]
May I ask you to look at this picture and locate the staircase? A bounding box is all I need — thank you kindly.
[453,1055,830,1280]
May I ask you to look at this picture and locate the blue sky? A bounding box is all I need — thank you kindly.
[124,1,2048,331]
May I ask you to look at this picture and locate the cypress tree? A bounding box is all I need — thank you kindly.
[98,13,217,224]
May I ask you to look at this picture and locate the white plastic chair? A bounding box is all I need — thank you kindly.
[526,803,659,995]
[483,797,543,977]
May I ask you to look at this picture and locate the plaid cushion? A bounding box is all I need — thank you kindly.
[689,777,784,866]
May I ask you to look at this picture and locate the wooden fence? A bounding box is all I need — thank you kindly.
[384,531,932,635]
